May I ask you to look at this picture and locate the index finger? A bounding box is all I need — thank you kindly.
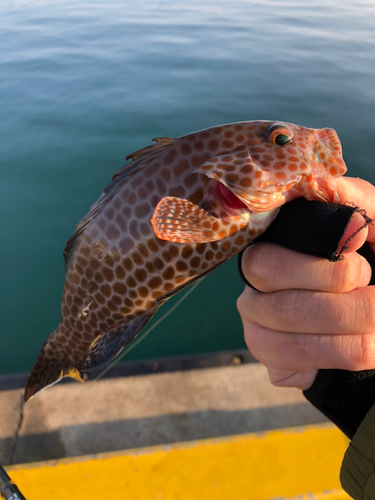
[337,177,375,250]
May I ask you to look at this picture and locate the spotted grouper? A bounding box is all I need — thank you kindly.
[24,121,347,401]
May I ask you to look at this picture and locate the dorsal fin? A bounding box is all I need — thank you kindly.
[63,136,175,271]
[125,137,174,161]
[63,217,95,270]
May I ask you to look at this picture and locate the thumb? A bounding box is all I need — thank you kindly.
[337,177,375,252]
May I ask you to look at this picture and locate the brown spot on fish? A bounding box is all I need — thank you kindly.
[123,257,133,272]
[176,260,188,272]
[222,140,234,149]
[153,257,164,270]
[119,237,134,253]
[100,284,112,297]
[69,273,80,285]
[161,169,172,182]
[235,235,245,246]
[103,267,114,282]
[115,265,125,280]
[221,241,231,252]
[240,178,252,188]
[135,269,147,282]
[208,138,219,151]
[163,266,175,280]
[112,295,122,305]
[132,251,143,266]
[181,245,193,259]
[137,243,149,258]
[139,286,149,298]
[275,161,286,170]
[130,220,141,240]
[138,187,148,200]
[115,214,127,232]
[140,222,152,237]
[104,207,115,221]
[95,293,106,305]
[226,173,239,184]
[180,143,192,156]
[113,282,127,295]
[197,242,207,253]
[163,148,178,166]
[190,257,201,268]
[194,141,204,152]
[205,249,214,261]
[94,272,104,284]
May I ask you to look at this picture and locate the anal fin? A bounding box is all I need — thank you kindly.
[84,307,159,370]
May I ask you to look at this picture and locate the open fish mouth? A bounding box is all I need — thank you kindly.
[214,181,249,213]
[214,179,287,215]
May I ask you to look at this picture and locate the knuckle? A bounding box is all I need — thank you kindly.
[347,334,375,370]
[236,288,256,319]
[270,289,311,329]
[355,288,375,334]
[236,292,246,317]
[328,255,361,292]
[292,332,317,365]
[243,322,263,360]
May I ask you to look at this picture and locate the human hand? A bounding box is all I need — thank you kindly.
[237,177,375,390]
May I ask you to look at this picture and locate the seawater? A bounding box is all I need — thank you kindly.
[1,0,375,375]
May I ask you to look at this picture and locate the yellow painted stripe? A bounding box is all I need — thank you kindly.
[7,423,351,500]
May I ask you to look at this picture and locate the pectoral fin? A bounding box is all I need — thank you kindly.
[151,197,249,244]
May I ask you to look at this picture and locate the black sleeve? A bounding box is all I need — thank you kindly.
[238,197,375,439]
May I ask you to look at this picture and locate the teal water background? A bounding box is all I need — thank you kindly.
[1,0,375,376]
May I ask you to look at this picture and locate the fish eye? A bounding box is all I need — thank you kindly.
[266,124,293,146]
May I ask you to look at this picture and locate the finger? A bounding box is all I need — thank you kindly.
[237,285,375,335]
[267,369,318,390]
[242,320,375,372]
[241,242,372,293]
[338,210,369,253]
[337,177,375,245]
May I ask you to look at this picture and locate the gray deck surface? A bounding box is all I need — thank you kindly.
[0,361,327,466]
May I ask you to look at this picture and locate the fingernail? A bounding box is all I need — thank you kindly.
[359,255,372,287]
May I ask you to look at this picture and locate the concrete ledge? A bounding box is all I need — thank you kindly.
[0,349,257,391]
[0,361,327,466]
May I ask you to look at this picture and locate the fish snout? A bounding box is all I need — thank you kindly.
[315,127,347,177]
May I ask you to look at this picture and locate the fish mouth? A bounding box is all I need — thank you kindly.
[214,180,287,215]
[314,128,347,177]
[214,181,249,213]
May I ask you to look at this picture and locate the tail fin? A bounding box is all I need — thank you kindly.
[24,343,83,402]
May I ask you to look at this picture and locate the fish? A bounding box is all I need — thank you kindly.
[24,120,347,401]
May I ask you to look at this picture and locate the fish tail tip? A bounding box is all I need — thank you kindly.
[24,350,84,402]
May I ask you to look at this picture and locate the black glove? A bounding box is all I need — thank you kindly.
[238,197,374,439]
